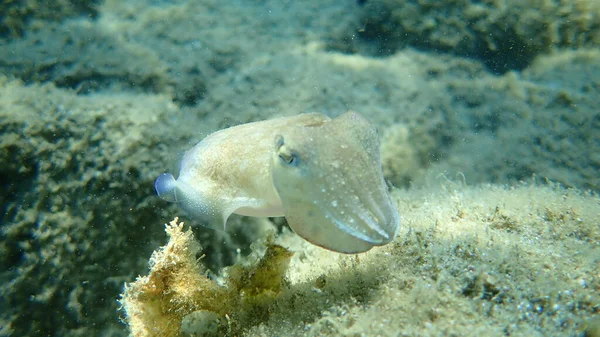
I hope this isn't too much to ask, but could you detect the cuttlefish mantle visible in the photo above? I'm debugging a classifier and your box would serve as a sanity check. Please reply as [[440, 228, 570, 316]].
[[155, 111, 400, 253]]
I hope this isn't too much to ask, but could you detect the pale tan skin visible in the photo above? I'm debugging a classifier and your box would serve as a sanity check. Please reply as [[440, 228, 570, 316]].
[[155, 111, 399, 253]]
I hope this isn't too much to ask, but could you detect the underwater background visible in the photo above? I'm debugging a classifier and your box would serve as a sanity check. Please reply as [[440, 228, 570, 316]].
[[0, 0, 598, 336]]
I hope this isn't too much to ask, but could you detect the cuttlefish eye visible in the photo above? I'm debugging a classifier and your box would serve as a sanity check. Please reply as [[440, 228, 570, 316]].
[[274, 135, 298, 166], [279, 151, 297, 166]]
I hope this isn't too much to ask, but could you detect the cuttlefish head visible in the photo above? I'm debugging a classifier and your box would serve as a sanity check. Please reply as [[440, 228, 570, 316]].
[[271, 111, 399, 253]]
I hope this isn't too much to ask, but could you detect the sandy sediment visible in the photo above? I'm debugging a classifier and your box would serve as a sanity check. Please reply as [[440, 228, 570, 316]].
[[120, 183, 599, 337]]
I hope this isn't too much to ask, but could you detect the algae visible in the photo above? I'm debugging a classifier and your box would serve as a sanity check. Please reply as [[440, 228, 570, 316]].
[[120, 183, 599, 337], [333, 0, 600, 73], [0, 0, 599, 336], [119, 218, 294, 337], [0, 0, 99, 38]]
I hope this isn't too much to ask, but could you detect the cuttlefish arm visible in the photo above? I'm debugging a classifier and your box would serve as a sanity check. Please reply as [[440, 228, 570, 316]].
[[272, 111, 400, 253]]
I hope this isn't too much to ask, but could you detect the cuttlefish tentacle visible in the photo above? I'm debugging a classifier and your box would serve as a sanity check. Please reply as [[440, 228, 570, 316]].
[[155, 111, 400, 253]]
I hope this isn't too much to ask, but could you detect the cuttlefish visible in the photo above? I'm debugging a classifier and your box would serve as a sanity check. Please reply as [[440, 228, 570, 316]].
[[155, 111, 399, 253]]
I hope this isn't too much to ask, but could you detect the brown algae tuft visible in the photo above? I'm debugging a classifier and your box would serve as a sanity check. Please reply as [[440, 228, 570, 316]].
[[119, 217, 294, 337]]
